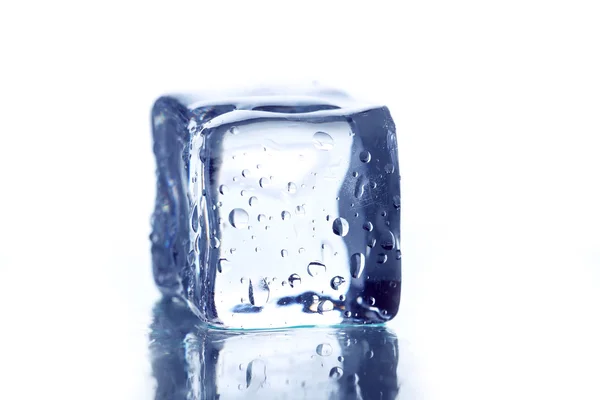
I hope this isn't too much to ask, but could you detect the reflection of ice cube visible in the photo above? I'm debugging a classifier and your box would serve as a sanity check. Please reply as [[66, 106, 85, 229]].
[[150, 299, 401, 400], [151, 89, 401, 329]]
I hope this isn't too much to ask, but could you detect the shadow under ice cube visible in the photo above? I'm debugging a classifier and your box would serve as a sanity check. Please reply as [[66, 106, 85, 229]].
[[151, 89, 401, 329]]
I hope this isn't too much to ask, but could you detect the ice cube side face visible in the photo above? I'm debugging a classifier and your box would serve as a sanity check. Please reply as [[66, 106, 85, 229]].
[[151, 95, 401, 329]]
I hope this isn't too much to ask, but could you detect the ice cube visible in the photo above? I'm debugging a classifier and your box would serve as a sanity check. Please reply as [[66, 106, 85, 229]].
[[150, 88, 401, 329]]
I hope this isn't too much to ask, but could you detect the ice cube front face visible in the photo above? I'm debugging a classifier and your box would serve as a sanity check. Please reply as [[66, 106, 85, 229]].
[[151, 91, 401, 329]]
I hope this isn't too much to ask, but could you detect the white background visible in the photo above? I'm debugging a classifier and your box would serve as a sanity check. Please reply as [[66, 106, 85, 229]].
[[1, 1, 599, 399]]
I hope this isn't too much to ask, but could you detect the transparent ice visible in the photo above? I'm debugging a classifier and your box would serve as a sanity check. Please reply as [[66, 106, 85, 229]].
[[151, 88, 401, 329], [150, 299, 400, 399]]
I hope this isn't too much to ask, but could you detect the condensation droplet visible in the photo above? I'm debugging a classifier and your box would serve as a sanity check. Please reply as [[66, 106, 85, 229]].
[[287, 182, 297, 193], [330, 276, 345, 290], [351, 253, 365, 278], [245, 359, 267, 389], [259, 177, 270, 188], [191, 204, 198, 232], [288, 273, 301, 288], [332, 217, 349, 237], [318, 300, 334, 313], [393, 194, 401, 209], [380, 230, 396, 250], [307, 261, 326, 277], [368, 237, 376, 248], [367, 297, 376, 306], [217, 258, 230, 273], [366, 349, 374, 358], [385, 163, 395, 174], [298, 247, 305, 254], [396, 250, 402, 260], [258, 214, 266, 223], [377, 253, 388, 264], [359, 150, 371, 163], [211, 237, 220, 249], [248, 279, 269, 307], [229, 208, 249, 229], [281, 211, 291, 221], [363, 221, 373, 231], [242, 169, 251, 177], [295, 205, 305, 215], [329, 367, 343, 379], [255, 247, 261, 253], [316, 343, 333, 356], [249, 196, 258, 206], [344, 311, 352, 318], [352, 171, 359, 178], [281, 249, 288, 257], [355, 177, 366, 199], [230, 126, 239, 135], [312, 131, 334, 150]]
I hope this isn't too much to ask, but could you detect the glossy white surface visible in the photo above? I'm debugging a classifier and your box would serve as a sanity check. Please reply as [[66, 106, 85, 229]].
[[1, 1, 600, 399]]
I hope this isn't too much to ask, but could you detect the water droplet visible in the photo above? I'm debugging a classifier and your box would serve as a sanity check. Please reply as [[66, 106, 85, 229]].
[[249, 196, 258, 206], [355, 178, 366, 198], [211, 237, 220, 249], [338, 356, 344, 362], [242, 169, 251, 177], [363, 221, 373, 231], [385, 163, 395, 173], [229, 208, 249, 229], [365, 349, 374, 359], [393, 194, 400, 209], [367, 297, 376, 306], [332, 217, 349, 237], [281, 211, 291, 220], [344, 311, 352, 318], [316, 343, 333, 356], [396, 250, 402, 260], [370, 181, 377, 189], [233, 176, 238, 182], [381, 210, 388, 217], [229, 248, 237, 255], [312, 131, 334, 150], [381, 231, 396, 250], [352, 171, 359, 178], [258, 214, 266, 223], [367, 237, 376, 248], [329, 367, 343, 379], [281, 249, 288, 257], [248, 278, 270, 306], [339, 294, 346, 301], [245, 359, 267, 389], [288, 273, 301, 288], [191, 205, 198, 232], [307, 261, 326, 277], [350, 253, 365, 278], [295, 205, 305, 215], [318, 300, 334, 313], [217, 258, 229, 273], [377, 253, 388, 264], [259, 177, 270, 188], [230, 126, 239, 135], [287, 182, 297, 193], [298, 247, 305, 254], [331, 276, 345, 290], [359, 150, 371, 163]]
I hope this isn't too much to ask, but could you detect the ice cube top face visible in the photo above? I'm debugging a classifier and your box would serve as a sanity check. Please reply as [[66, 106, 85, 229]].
[[151, 92, 401, 329]]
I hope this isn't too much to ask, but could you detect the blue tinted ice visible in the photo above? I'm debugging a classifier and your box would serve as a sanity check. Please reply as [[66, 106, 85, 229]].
[[151, 89, 401, 329]]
